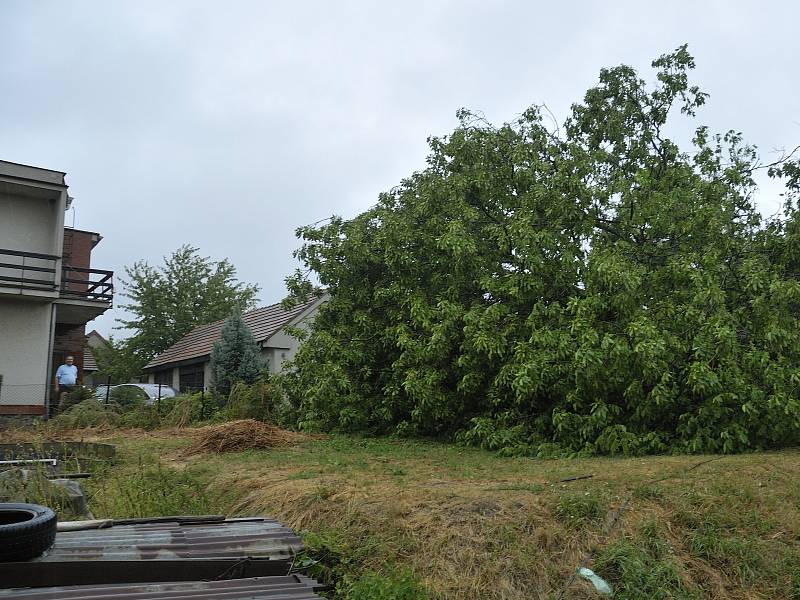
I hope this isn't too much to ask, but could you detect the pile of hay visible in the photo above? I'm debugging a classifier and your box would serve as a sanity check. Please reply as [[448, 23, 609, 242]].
[[184, 419, 308, 455]]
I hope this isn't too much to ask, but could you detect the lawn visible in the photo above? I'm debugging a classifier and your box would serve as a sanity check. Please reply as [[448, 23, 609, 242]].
[[6, 426, 800, 599]]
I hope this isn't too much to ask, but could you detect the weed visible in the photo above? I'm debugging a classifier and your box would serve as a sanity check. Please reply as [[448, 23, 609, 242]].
[[632, 483, 664, 500], [49, 399, 121, 429], [342, 570, 428, 599], [594, 538, 702, 599], [687, 522, 762, 583], [554, 492, 604, 528], [310, 485, 334, 502], [86, 461, 213, 518]]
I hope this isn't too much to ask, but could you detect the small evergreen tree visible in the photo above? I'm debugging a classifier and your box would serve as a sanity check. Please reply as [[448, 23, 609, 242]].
[[210, 311, 262, 399]]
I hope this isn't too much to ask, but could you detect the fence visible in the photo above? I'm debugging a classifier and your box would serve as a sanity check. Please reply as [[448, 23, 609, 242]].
[[0, 378, 213, 422], [0, 383, 49, 412], [94, 379, 211, 421]]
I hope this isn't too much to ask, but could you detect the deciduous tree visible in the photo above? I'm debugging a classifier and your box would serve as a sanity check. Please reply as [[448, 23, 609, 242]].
[[118, 245, 259, 368], [281, 46, 800, 455]]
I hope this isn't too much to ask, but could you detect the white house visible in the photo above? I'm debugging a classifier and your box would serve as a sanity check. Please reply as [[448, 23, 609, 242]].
[[0, 160, 113, 417], [142, 295, 326, 392]]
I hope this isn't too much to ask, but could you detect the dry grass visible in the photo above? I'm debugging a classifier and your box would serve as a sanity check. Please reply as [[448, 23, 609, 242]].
[[182, 419, 313, 455], [7, 424, 799, 599], [193, 442, 800, 599]]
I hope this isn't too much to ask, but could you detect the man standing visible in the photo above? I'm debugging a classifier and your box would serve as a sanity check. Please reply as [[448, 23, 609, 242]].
[[55, 355, 78, 411]]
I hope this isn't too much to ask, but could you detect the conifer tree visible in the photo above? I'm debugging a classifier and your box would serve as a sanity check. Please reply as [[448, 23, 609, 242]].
[[210, 311, 262, 398]]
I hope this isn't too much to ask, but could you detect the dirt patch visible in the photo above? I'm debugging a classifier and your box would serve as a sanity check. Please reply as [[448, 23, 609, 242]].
[[183, 419, 311, 455]]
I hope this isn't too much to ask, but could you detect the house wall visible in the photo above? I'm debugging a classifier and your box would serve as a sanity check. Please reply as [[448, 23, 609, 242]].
[[62, 229, 96, 296], [0, 192, 63, 298], [262, 303, 318, 373], [62, 229, 95, 269], [86, 333, 106, 350], [0, 300, 53, 407], [0, 193, 61, 256]]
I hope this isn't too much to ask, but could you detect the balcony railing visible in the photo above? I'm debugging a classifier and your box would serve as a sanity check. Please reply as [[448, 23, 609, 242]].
[[0, 248, 58, 293], [61, 265, 114, 303], [0, 248, 113, 303]]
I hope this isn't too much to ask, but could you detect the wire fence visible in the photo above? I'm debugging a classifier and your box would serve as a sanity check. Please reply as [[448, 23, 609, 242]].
[[0, 383, 48, 408], [0, 379, 213, 421]]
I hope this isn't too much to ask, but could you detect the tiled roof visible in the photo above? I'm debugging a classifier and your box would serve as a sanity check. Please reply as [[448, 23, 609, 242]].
[[83, 346, 98, 371], [143, 298, 320, 370]]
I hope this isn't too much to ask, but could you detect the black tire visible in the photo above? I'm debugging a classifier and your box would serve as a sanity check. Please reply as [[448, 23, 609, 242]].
[[0, 503, 57, 562]]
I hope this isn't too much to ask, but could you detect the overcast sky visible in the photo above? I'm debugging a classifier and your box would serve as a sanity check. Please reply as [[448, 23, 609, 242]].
[[2, 1, 798, 337]]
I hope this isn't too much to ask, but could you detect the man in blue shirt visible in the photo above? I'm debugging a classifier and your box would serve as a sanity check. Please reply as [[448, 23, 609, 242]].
[[55, 355, 78, 411]]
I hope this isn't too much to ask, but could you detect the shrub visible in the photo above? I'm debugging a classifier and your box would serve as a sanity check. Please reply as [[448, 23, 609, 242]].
[[226, 380, 277, 422], [58, 386, 97, 412], [163, 392, 220, 427], [50, 399, 121, 429]]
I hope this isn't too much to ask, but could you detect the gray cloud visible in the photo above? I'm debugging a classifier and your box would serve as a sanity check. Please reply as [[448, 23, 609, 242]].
[[1, 0, 797, 336]]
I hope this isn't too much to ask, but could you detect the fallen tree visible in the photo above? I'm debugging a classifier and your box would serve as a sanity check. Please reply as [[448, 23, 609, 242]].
[[281, 46, 800, 456]]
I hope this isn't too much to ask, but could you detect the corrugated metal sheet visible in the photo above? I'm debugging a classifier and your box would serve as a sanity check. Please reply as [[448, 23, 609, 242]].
[[143, 297, 321, 370], [35, 517, 303, 562], [0, 575, 324, 599]]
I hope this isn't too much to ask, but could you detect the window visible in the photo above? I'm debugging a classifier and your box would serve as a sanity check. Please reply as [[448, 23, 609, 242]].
[[154, 369, 172, 386], [179, 364, 204, 393]]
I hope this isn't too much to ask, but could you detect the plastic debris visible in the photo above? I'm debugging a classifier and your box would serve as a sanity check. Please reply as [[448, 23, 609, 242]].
[[577, 567, 613, 596]]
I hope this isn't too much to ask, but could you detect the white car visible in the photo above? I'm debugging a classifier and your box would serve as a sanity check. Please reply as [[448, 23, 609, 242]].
[[94, 383, 177, 405]]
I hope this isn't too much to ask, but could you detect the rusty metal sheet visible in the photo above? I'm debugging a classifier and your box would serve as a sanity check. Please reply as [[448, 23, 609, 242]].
[[36, 517, 304, 562], [0, 575, 324, 599], [0, 518, 307, 588]]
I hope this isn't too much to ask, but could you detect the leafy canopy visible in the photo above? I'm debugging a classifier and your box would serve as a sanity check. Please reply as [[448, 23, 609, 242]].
[[106, 245, 259, 379], [281, 46, 800, 456]]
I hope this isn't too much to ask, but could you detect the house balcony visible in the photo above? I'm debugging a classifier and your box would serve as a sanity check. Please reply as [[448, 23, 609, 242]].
[[0, 247, 113, 324]]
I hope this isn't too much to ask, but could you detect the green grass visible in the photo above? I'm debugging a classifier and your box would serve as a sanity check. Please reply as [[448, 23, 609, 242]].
[[85, 461, 215, 519], [554, 492, 606, 528], [14, 427, 800, 599]]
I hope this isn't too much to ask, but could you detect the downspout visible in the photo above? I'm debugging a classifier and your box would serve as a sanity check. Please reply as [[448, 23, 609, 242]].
[[44, 303, 57, 419]]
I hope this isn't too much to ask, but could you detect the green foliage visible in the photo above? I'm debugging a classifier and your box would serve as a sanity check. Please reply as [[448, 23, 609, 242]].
[[50, 399, 121, 429], [108, 386, 149, 407], [59, 386, 98, 412], [88, 462, 212, 518], [342, 571, 428, 600], [293, 531, 428, 600], [118, 245, 259, 367], [0, 466, 90, 519], [595, 538, 702, 599], [162, 392, 221, 427], [113, 393, 219, 429], [226, 379, 276, 421], [554, 493, 605, 528], [210, 311, 263, 398], [280, 45, 800, 455], [91, 336, 140, 384]]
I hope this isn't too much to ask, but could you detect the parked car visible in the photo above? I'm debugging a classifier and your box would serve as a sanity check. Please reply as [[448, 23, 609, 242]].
[[94, 383, 177, 406]]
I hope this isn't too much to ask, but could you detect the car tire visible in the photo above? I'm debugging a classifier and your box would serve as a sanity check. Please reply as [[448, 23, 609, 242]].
[[0, 503, 57, 562]]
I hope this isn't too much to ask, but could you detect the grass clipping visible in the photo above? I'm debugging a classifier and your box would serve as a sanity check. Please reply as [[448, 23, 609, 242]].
[[184, 419, 308, 455]]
